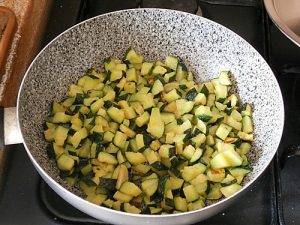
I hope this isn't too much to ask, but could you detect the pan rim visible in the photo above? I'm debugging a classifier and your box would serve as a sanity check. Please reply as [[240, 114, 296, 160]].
[[16, 8, 285, 218], [264, 0, 300, 47]]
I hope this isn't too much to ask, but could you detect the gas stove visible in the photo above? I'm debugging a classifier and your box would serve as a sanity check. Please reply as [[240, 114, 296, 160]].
[[0, 0, 299, 224]]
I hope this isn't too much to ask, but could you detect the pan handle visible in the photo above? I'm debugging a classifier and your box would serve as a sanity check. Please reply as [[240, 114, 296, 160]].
[[0, 106, 23, 150]]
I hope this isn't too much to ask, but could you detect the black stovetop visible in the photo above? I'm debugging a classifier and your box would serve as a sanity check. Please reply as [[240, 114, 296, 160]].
[[0, 1, 300, 225]]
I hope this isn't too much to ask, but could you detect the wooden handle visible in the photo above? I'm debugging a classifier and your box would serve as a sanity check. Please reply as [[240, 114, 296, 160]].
[[0, 0, 53, 108], [0, 6, 17, 83]]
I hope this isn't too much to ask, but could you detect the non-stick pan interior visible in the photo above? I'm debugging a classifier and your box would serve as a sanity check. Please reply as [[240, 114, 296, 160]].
[[18, 9, 284, 199]]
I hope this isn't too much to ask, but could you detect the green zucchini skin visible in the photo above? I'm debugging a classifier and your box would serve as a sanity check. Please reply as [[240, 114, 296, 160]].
[[44, 49, 254, 214]]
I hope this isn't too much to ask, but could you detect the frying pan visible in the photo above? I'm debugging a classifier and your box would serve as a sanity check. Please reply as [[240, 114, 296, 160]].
[[264, 0, 300, 47], [1, 9, 284, 225]]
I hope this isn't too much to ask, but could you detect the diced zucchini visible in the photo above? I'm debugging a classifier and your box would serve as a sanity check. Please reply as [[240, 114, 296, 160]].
[[164, 71, 176, 82], [115, 63, 127, 72], [116, 164, 128, 189], [103, 131, 114, 142], [190, 174, 207, 195], [206, 135, 215, 146], [201, 145, 214, 165], [135, 112, 150, 127], [207, 183, 222, 200], [191, 133, 206, 148], [220, 183, 242, 197], [241, 104, 252, 117], [125, 49, 143, 64], [70, 128, 88, 148], [86, 193, 107, 205], [165, 56, 179, 70], [161, 112, 176, 124], [126, 68, 137, 81], [181, 163, 206, 182], [124, 203, 141, 214], [163, 89, 180, 103], [107, 107, 125, 123], [206, 94, 216, 107], [194, 93, 207, 105], [215, 101, 227, 111], [183, 185, 199, 202], [182, 145, 195, 160], [150, 140, 161, 151], [218, 70, 231, 85], [132, 93, 155, 109], [174, 197, 187, 212], [132, 164, 151, 174], [207, 168, 225, 182], [112, 165, 121, 179], [52, 112, 71, 123], [106, 142, 120, 154], [103, 199, 114, 208], [153, 65, 167, 75], [225, 116, 242, 131], [52, 102, 65, 114], [216, 123, 232, 140], [238, 131, 254, 141], [228, 94, 238, 107], [152, 79, 164, 95], [195, 106, 212, 121], [179, 120, 192, 133], [231, 110, 242, 122], [81, 163, 93, 176], [117, 151, 126, 164], [113, 191, 132, 203], [175, 65, 187, 81], [221, 174, 236, 185], [159, 145, 175, 158], [68, 84, 83, 97], [213, 80, 228, 100], [142, 176, 158, 196], [229, 168, 250, 184], [124, 82, 136, 93], [242, 116, 253, 133], [210, 148, 242, 169], [141, 62, 153, 75], [54, 126, 69, 146], [166, 177, 184, 190], [119, 124, 135, 138], [52, 144, 65, 158], [125, 152, 147, 165], [239, 142, 252, 155], [113, 131, 127, 149], [149, 207, 162, 214], [98, 152, 118, 165], [216, 142, 235, 153], [147, 108, 164, 138], [143, 148, 160, 164], [195, 119, 207, 134], [44, 49, 254, 213], [135, 134, 145, 150], [57, 154, 75, 171], [175, 99, 194, 116], [190, 148, 203, 163], [188, 199, 205, 211], [90, 98, 104, 113], [119, 181, 142, 197], [163, 101, 176, 114], [76, 138, 90, 158]]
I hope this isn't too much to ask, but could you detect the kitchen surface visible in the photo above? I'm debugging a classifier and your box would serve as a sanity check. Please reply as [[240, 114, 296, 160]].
[[0, 0, 300, 224]]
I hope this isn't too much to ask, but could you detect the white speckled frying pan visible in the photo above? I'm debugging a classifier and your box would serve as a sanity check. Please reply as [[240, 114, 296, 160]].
[[3, 8, 284, 225]]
